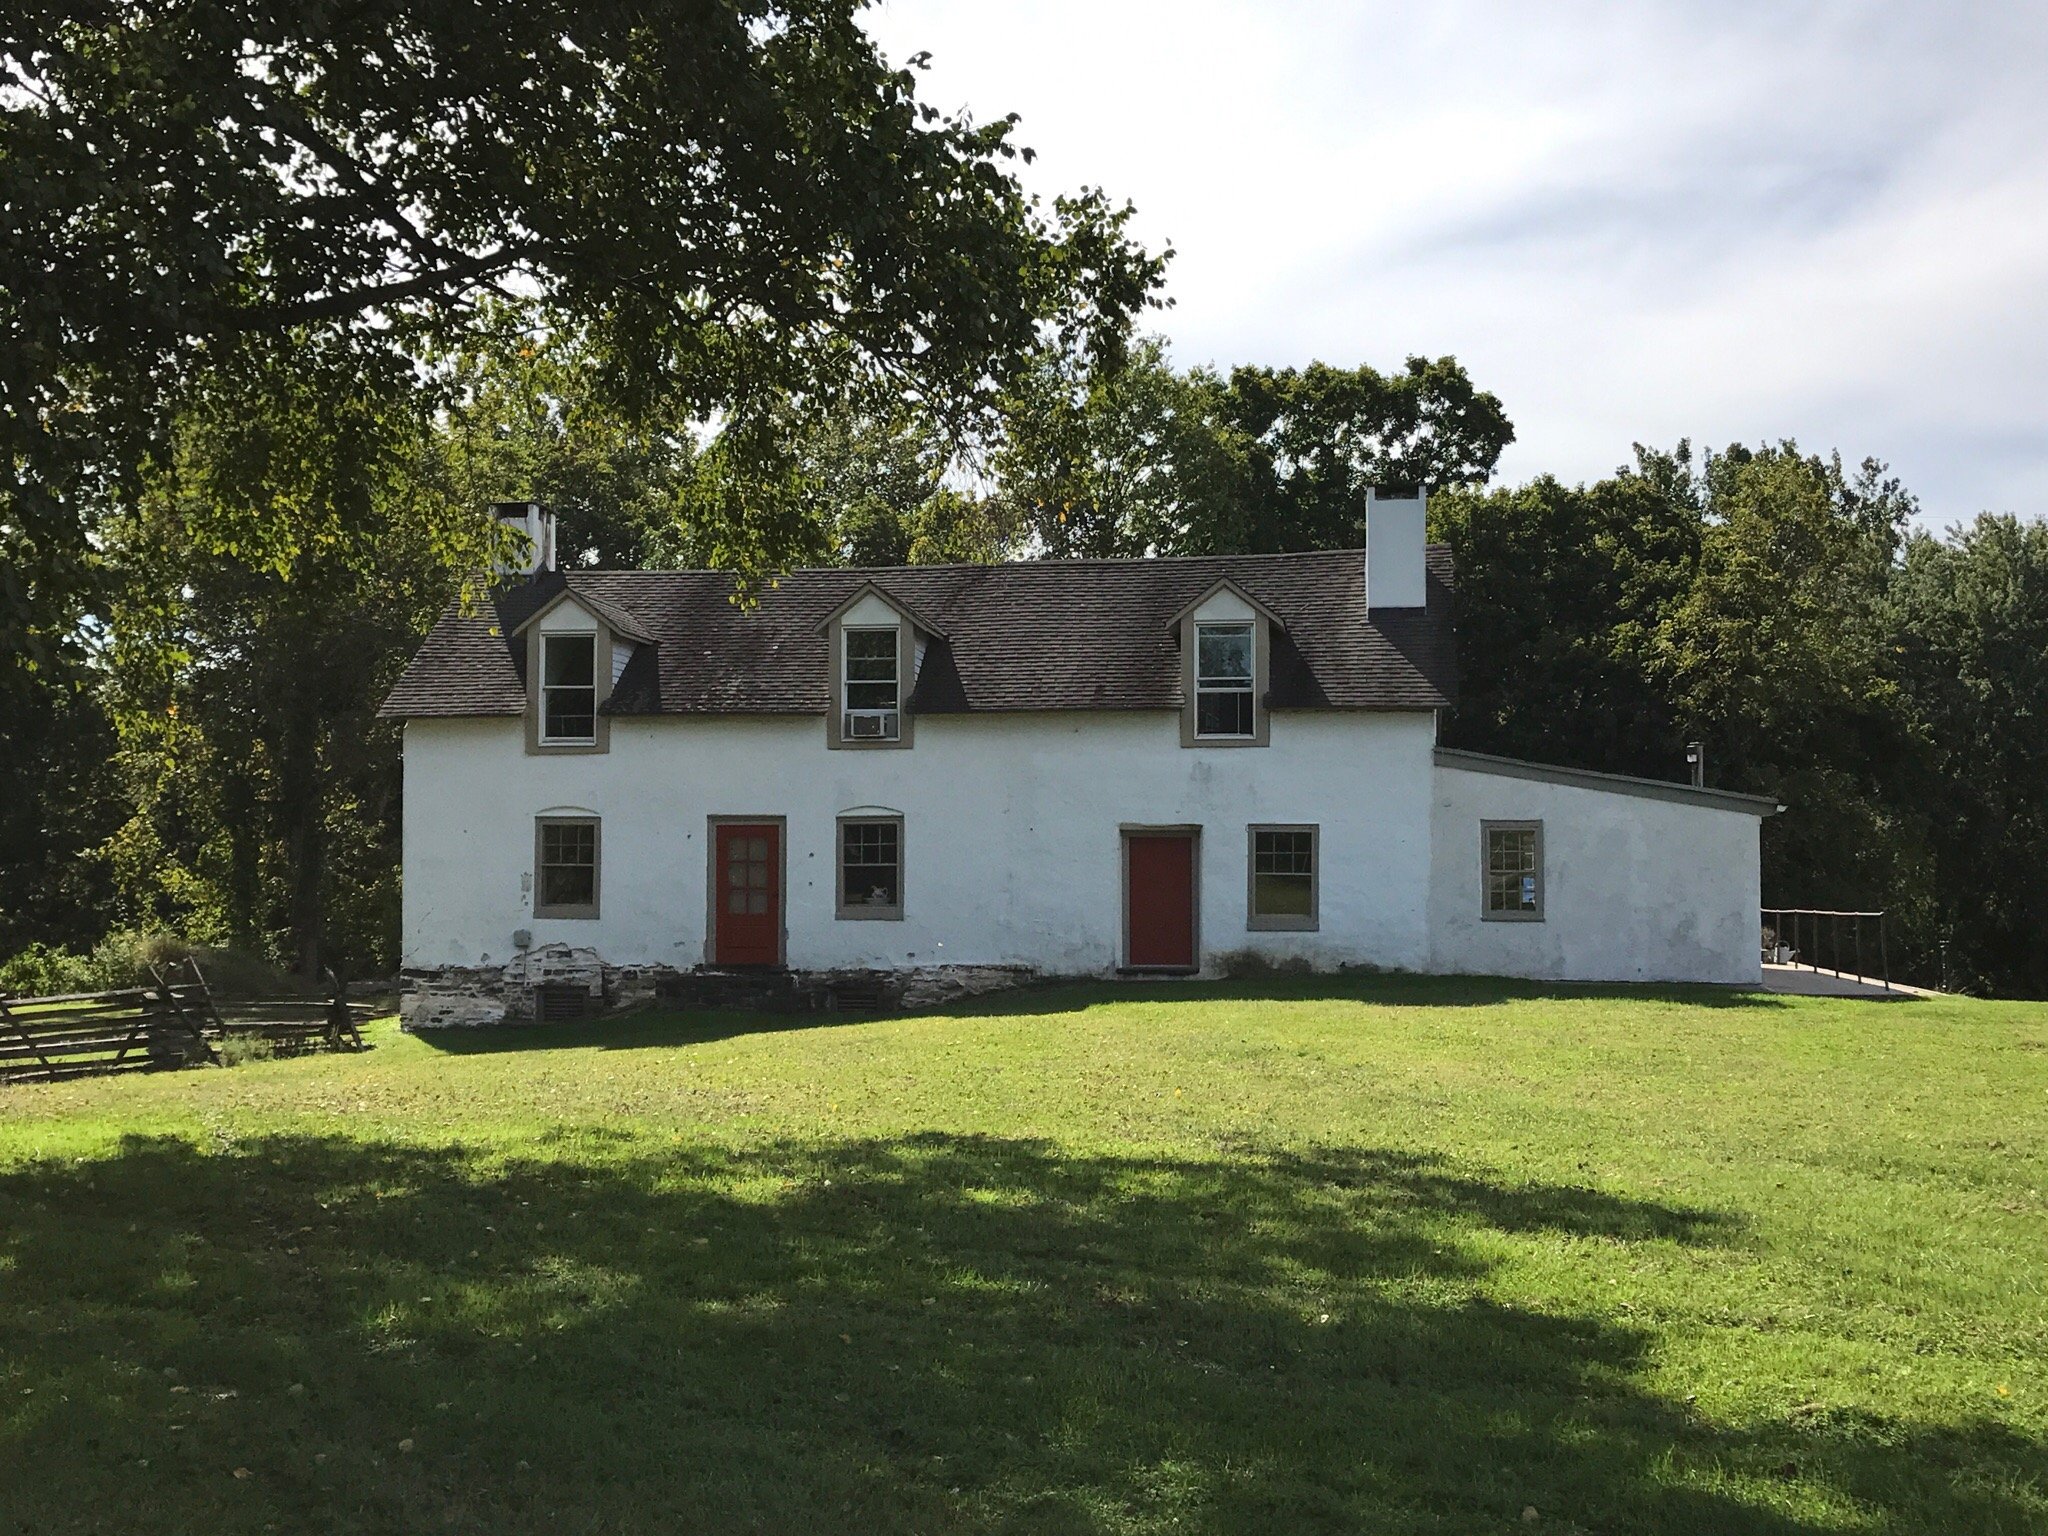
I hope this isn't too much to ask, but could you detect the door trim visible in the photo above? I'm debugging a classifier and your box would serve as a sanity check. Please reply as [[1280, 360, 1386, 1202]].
[[1119, 824, 1201, 973], [705, 815, 788, 967]]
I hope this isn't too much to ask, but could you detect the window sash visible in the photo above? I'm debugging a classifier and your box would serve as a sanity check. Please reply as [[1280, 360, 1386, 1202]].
[[540, 634, 598, 743], [1484, 825, 1542, 916], [842, 626, 900, 739], [1250, 827, 1316, 923], [838, 817, 903, 915], [537, 820, 598, 912], [1194, 622, 1255, 739]]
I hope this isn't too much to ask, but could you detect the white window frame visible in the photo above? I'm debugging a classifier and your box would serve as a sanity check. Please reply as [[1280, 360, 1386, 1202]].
[[842, 625, 901, 743], [539, 631, 599, 746], [1194, 621, 1256, 740]]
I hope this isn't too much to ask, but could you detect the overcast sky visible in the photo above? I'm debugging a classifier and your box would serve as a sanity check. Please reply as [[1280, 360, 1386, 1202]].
[[867, 1, 2048, 526]]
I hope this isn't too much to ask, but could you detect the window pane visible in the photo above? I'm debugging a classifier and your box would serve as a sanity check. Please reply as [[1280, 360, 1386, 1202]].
[[845, 681, 898, 711], [1254, 830, 1312, 874], [1485, 829, 1539, 912], [1254, 872, 1313, 917], [1196, 689, 1254, 737], [1196, 624, 1253, 684], [846, 629, 898, 679], [539, 822, 596, 909], [543, 686, 596, 740], [543, 634, 595, 686], [841, 820, 902, 909]]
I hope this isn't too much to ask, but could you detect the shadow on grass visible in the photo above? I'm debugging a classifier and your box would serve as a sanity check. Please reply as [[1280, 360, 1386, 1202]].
[[4, 1133, 2032, 1534], [413, 972, 1795, 1058]]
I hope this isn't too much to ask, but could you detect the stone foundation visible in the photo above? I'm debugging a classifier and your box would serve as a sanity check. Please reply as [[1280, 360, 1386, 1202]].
[[400, 944, 1037, 1030]]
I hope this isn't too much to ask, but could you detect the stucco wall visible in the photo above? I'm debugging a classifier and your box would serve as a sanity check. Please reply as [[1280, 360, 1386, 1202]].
[[401, 709, 1439, 978], [1427, 763, 1763, 984]]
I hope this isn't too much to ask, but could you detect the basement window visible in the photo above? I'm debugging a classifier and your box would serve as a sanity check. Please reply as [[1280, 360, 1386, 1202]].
[[837, 816, 904, 920], [1195, 623, 1255, 739], [1482, 820, 1543, 921], [535, 817, 600, 919], [540, 633, 598, 744], [1248, 825, 1318, 930]]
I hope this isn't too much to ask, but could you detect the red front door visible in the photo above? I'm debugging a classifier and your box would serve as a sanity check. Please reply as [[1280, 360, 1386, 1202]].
[[714, 822, 781, 966], [1126, 833, 1196, 969]]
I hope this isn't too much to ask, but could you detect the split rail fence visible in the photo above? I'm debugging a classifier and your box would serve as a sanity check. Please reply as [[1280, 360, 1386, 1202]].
[[0, 958, 373, 1084]]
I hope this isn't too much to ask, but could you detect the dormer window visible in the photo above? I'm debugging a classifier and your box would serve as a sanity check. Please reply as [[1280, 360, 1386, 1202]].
[[540, 633, 598, 744], [842, 627, 901, 742], [1195, 623, 1255, 739]]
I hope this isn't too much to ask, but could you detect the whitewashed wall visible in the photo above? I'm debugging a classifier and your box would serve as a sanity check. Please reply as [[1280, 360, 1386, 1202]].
[[1427, 763, 1764, 984], [402, 709, 1439, 977]]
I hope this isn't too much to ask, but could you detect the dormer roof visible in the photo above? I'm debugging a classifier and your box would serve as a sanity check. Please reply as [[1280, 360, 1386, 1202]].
[[812, 580, 950, 640], [508, 578, 655, 645]]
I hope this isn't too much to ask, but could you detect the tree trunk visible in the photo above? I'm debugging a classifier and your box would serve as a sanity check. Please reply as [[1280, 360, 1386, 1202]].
[[277, 715, 326, 978]]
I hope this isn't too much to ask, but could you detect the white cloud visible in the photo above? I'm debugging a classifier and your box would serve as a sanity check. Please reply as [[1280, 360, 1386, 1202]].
[[867, 0, 2048, 522]]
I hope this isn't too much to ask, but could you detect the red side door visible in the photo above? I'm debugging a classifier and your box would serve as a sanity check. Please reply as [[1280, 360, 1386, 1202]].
[[714, 823, 781, 966], [1126, 833, 1197, 969]]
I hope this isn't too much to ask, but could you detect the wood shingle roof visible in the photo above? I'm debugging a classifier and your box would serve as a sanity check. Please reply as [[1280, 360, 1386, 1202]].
[[378, 547, 1457, 720]]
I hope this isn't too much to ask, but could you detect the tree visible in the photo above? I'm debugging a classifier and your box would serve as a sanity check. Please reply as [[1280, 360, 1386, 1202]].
[[437, 318, 703, 571], [989, 343, 1511, 558], [101, 334, 490, 976], [990, 338, 1250, 558], [1430, 456, 1699, 777], [3, 0, 1166, 643], [1886, 515, 2048, 994], [1213, 357, 1515, 551]]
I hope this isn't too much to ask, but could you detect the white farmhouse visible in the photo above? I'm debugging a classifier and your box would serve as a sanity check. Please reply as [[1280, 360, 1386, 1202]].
[[381, 493, 1777, 1025]]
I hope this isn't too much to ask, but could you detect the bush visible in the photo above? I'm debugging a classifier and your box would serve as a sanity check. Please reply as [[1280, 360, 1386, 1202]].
[[216, 1034, 276, 1067], [0, 942, 100, 998], [0, 931, 310, 1001]]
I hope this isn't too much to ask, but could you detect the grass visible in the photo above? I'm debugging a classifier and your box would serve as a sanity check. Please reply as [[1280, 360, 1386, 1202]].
[[1, 973, 2044, 1534]]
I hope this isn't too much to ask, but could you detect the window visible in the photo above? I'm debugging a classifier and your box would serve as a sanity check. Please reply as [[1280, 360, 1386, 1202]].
[[842, 627, 900, 742], [1483, 820, 1543, 920], [1249, 825, 1318, 930], [837, 816, 904, 919], [1195, 622, 1255, 739], [535, 817, 600, 919], [540, 633, 597, 744]]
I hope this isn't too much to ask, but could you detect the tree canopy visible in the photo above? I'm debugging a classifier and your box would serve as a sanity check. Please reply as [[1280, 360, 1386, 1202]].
[[3, 0, 1167, 648]]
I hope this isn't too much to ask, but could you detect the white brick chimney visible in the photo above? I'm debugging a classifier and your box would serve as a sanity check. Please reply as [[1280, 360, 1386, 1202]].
[[491, 501, 557, 578], [1365, 485, 1427, 609]]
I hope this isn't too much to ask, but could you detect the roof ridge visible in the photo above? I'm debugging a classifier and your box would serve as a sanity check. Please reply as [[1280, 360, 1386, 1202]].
[[542, 548, 1388, 580]]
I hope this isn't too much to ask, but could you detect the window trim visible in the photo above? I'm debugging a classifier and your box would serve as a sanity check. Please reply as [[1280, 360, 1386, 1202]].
[[1179, 614, 1271, 748], [1480, 819, 1545, 922], [524, 617, 613, 756], [835, 813, 906, 921], [1246, 823, 1319, 931], [533, 815, 601, 920], [825, 614, 915, 750]]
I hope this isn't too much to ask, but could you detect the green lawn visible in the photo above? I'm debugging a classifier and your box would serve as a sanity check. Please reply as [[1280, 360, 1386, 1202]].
[[2, 976, 2043, 1535]]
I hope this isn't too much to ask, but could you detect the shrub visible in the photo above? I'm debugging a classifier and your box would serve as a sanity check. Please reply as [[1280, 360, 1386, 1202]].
[[0, 943, 99, 998], [216, 1034, 276, 1067]]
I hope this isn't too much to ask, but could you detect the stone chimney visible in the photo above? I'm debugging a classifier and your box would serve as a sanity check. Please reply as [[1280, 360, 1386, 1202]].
[[491, 501, 556, 578], [1365, 485, 1427, 609]]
